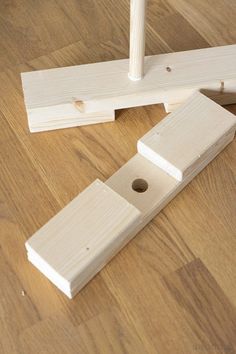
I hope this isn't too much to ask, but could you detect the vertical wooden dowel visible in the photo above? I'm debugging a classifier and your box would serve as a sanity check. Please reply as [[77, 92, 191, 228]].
[[129, 0, 147, 81]]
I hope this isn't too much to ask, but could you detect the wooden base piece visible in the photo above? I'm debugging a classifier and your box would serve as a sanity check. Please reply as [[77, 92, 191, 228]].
[[25, 93, 236, 298], [26, 180, 141, 298]]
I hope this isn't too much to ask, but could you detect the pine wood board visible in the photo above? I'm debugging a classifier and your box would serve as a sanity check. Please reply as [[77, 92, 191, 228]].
[[138, 92, 236, 180], [21, 44, 236, 122], [26, 180, 141, 298]]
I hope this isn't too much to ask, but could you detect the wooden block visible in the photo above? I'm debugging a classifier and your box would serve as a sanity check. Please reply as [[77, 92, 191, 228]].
[[26, 93, 236, 298], [25, 103, 115, 132], [22, 44, 236, 119], [26, 180, 141, 298], [138, 92, 236, 181], [106, 122, 235, 225], [21, 73, 114, 133]]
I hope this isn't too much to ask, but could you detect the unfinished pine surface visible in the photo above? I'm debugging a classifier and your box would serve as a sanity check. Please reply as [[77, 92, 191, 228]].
[[22, 44, 236, 119], [1, 0, 236, 353], [26, 180, 141, 298], [27, 92, 236, 298], [138, 92, 236, 180]]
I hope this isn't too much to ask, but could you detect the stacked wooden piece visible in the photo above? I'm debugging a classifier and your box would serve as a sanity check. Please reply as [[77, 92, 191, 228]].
[[26, 92, 236, 298], [21, 44, 236, 132]]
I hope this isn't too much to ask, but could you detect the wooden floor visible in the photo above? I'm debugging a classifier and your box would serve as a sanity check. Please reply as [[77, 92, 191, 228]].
[[0, 0, 236, 353]]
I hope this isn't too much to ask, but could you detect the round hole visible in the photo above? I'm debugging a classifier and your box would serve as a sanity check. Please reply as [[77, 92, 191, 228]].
[[166, 66, 171, 72], [132, 178, 148, 193]]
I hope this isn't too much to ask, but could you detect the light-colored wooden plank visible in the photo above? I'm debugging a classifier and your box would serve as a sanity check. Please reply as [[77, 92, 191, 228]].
[[27, 108, 115, 133], [26, 179, 141, 298], [26, 93, 236, 298], [138, 92, 236, 180], [22, 44, 236, 117]]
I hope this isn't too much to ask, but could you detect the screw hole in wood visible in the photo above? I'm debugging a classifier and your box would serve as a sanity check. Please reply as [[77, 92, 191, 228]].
[[132, 178, 148, 193]]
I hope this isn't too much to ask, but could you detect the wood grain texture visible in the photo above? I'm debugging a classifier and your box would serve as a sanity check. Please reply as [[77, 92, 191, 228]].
[[27, 92, 236, 298], [26, 180, 141, 298], [28, 109, 115, 133], [138, 92, 236, 180], [0, 0, 236, 353], [21, 44, 236, 117]]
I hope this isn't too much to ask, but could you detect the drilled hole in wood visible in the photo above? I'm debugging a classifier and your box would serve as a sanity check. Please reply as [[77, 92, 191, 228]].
[[132, 178, 148, 193], [166, 66, 171, 72]]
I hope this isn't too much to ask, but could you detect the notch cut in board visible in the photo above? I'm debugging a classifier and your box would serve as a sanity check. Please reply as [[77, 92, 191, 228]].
[[21, 44, 236, 133], [26, 92, 236, 298]]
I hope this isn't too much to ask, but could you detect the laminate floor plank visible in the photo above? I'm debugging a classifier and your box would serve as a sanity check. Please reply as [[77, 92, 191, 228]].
[[162, 172, 236, 307], [167, 0, 236, 46], [162, 259, 236, 354]]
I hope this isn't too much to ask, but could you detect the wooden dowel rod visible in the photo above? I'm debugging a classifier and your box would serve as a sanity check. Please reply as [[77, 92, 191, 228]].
[[129, 0, 147, 81]]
